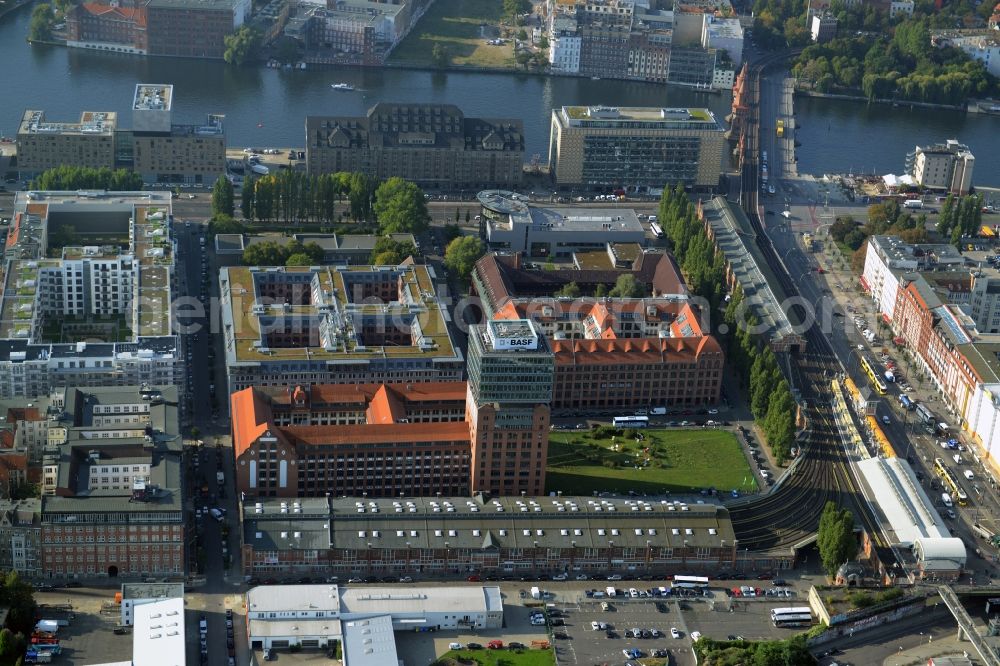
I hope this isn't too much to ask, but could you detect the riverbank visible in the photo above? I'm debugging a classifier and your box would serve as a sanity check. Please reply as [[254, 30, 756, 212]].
[[0, 0, 31, 20], [793, 88, 966, 112]]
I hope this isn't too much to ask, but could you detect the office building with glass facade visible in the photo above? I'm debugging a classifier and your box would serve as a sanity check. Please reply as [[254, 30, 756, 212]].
[[548, 106, 725, 190]]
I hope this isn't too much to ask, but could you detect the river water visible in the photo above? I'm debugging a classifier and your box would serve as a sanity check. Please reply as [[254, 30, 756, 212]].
[[1, 4, 997, 185]]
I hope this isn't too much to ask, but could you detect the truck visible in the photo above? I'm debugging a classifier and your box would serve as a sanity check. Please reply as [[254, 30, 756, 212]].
[[649, 407, 667, 415], [605, 586, 617, 598], [884, 370, 895, 383], [941, 493, 953, 507], [251, 164, 270, 176], [209, 508, 225, 522], [530, 586, 541, 600], [803, 233, 815, 252], [899, 394, 914, 410], [216, 471, 224, 486], [903, 199, 923, 209], [34, 621, 60, 634]]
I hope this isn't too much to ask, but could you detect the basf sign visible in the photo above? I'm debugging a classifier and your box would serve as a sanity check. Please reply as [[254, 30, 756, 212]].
[[494, 336, 538, 350]]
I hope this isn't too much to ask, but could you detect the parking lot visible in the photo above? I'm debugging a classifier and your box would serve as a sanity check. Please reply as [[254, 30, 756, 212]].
[[34, 590, 135, 665], [517, 582, 809, 666]]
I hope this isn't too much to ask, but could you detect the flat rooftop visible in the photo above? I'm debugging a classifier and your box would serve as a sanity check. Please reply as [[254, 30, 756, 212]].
[[220, 264, 458, 364], [18, 110, 117, 136], [133, 84, 172, 111], [557, 106, 721, 128], [701, 197, 796, 344]]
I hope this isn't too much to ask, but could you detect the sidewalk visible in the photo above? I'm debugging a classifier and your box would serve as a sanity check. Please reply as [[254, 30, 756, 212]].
[[882, 638, 975, 666]]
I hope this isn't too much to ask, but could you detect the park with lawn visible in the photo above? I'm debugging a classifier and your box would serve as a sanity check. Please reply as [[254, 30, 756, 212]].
[[390, 0, 514, 68], [545, 426, 757, 496]]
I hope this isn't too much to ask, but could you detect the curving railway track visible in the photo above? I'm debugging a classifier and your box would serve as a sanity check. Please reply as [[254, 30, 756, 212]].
[[725, 52, 895, 559]]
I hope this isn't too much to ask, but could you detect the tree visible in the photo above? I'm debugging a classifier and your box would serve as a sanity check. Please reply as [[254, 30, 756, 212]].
[[515, 50, 533, 69], [48, 224, 79, 251], [0, 572, 37, 635], [32, 166, 141, 191], [503, 0, 531, 19], [208, 214, 245, 238], [818, 501, 857, 576], [608, 274, 648, 298], [538, 35, 549, 49], [370, 236, 417, 265], [286, 253, 314, 267], [595, 283, 608, 297], [443, 236, 485, 281], [190, 427, 200, 440], [554, 282, 581, 298], [431, 43, 451, 67], [211, 175, 235, 218], [223, 26, 260, 66], [373, 177, 430, 234], [517, 28, 528, 41], [442, 224, 463, 244], [28, 4, 54, 41]]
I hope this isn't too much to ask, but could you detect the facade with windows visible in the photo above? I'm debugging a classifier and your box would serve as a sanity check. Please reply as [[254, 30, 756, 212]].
[[0, 191, 182, 402], [16, 110, 118, 178], [466, 320, 554, 497], [549, 106, 725, 189], [38, 385, 184, 578], [0, 499, 41, 577]]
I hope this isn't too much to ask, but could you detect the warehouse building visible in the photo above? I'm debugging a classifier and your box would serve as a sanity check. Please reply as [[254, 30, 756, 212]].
[[240, 495, 737, 578], [246, 583, 503, 655]]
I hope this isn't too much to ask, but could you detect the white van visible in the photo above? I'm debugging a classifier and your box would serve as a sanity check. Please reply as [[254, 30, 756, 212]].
[[941, 493, 953, 507], [964, 470, 975, 480]]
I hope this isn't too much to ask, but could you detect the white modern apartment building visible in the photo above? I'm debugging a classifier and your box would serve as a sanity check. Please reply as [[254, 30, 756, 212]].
[[701, 15, 743, 67], [907, 139, 976, 194], [0, 191, 182, 401]]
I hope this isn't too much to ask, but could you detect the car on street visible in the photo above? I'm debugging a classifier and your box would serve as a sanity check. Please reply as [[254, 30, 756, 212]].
[[448, 643, 462, 650], [466, 643, 483, 650], [670, 627, 681, 639]]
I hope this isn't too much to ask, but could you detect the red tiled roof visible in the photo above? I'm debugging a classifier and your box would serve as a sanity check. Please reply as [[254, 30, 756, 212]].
[[231, 388, 274, 458], [80, 2, 147, 27], [282, 421, 470, 447], [551, 335, 722, 365]]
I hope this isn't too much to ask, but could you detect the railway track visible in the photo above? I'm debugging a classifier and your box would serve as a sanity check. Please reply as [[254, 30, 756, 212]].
[[726, 52, 894, 559]]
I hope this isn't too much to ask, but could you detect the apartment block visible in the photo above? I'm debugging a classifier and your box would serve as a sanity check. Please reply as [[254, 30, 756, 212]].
[[473, 252, 723, 411], [305, 103, 524, 188], [17, 85, 225, 185], [0, 499, 41, 577], [549, 106, 725, 190], [701, 15, 743, 67], [907, 139, 976, 195], [240, 495, 738, 578], [218, 263, 464, 395], [39, 385, 184, 578], [0, 191, 182, 402], [231, 382, 472, 498], [861, 235, 963, 320], [126, 84, 226, 185], [16, 110, 117, 178]]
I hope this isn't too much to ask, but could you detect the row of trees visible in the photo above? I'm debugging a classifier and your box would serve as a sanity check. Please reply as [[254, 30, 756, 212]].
[[936, 193, 985, 244], [212, 176, 236, 218], [242, 239, 325, 267], [655, 186, 797, 464], [223, 26, 261, 66], [829, 198, 931, 271], [31, 166, 143, 191], [240, 171, 432, 237], [553, 275, 650, 299], [240, 170, 373, 225]]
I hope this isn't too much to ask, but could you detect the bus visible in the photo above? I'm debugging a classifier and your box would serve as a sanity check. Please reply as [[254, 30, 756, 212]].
[[672, 575, 709, 589], [613, 416, 649, 429], [916, 403, 935, 425], [770, 607, 812, 627], [762, 150, 768, 164], [803, 233, 814, 252], [934, 457, 969, 506], [776, 119, 785, 138], [650, 222, 664, 238], [859, 353, 888, 395]]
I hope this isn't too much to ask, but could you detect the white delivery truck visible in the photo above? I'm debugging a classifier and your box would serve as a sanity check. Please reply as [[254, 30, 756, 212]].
[[605, 586, 617, 597], [530, 586, 541, 600]]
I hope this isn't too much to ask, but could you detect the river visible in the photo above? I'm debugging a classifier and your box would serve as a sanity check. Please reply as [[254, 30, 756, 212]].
[[1, 4, 997, 186]]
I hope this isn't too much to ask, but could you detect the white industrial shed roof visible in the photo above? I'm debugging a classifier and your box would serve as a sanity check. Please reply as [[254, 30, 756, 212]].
[[913, 537, 967, 572], [857, 457, 950, 546]]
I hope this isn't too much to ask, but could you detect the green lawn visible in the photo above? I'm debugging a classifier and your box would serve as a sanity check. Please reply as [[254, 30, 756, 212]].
[[545, 428, 758, 496], [435, 648, 554, 666], [390, 0, 514, 68]]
